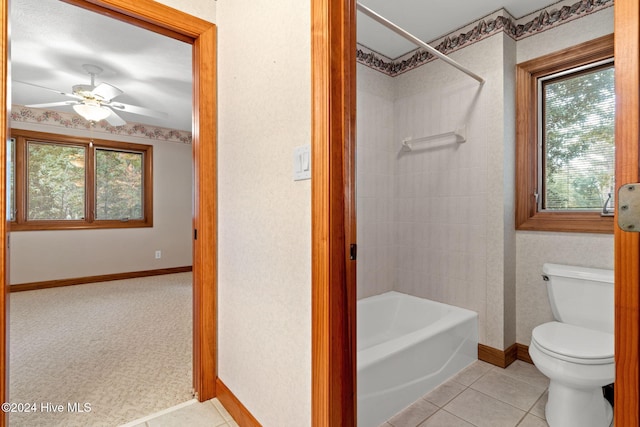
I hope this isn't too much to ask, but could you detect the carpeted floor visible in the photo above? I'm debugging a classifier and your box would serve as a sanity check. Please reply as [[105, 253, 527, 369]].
[[8, 272, 193, 427]]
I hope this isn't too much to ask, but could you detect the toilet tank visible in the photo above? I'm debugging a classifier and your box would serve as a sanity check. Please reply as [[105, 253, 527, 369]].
[[542, 263, 614, 334]]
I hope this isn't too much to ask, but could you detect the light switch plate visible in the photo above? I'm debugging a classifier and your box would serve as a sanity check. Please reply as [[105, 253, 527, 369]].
[[293, 145, 311, 181]]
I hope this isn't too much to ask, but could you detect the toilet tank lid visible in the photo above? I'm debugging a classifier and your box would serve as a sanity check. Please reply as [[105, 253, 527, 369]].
[[542, 263, 613, 284], [532, 322, 614, 360]]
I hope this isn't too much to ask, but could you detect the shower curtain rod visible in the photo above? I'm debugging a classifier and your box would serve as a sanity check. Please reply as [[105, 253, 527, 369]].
[[356, 2, 485, 84]]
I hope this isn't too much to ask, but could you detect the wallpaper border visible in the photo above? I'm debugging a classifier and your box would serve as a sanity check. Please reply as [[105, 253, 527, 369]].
[[11, 105, 192, 144], [357, 0, 613, 76]]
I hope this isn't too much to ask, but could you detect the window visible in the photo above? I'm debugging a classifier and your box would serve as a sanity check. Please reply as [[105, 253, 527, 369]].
[[515, 34, 614, 233], [540, 62, 614, 212], [10, 130, 153, 230]]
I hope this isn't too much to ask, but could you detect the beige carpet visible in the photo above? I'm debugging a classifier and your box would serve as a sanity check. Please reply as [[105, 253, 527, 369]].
[[9, 272, 193, 427]]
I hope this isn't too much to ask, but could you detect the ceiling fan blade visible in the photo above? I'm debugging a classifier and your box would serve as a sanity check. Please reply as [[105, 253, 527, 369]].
[[92, 82, 123, 101], [14, 80, 83, 101], [108, 102, 169, 120], [26, 101, 79, 109], [104, 108, 127, 127]]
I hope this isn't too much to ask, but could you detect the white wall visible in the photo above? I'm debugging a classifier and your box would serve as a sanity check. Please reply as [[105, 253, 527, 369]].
[[9, 122, 193, 284], [153, 0, 216, 23], [216, 0, 311, 426], [515, 8, 614, 345]]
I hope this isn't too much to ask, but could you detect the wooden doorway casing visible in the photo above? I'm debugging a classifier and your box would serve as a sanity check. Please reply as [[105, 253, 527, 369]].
[[0, 1, 217, 424], [311, 0, 640, 425], [311, 0, 357, 425], [614, 0, 640, 425]]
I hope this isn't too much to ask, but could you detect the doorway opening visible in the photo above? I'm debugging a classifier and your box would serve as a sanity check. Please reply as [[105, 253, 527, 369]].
[[0, 1, 217, 424]]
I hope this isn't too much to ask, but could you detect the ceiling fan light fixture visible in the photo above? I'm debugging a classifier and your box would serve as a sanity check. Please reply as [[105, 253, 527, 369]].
[[73, 103, 111, 122]]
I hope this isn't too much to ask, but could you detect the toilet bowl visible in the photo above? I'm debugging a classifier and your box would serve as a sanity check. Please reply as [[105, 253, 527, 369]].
[[530, 322, 613, 427], [529, 264, 614, 427]]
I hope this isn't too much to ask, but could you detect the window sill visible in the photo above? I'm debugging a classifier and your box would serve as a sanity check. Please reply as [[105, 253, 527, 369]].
[[10, 220, 153, 232], [516, 212, 613, 234]]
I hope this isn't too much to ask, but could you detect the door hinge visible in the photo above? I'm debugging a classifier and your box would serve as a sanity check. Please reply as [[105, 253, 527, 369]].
[[349, 243, 357, 261], [194, 229, 198, 240], [618, 183, 640, 232]]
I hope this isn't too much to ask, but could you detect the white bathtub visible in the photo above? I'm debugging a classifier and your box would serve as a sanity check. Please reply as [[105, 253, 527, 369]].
[[357, 291, 478, 427]]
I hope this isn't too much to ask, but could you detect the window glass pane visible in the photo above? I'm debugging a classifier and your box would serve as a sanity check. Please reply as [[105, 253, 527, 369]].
[[542, 64, 615, 211], [27, 142, 85, 220], [7, 138, 14, 221], [95, 149, 143, 220]]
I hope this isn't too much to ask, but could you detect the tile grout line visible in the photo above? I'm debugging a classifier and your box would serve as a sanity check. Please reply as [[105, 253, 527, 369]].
[[465, 385, 545, 415], [467, 370, 549, 412], [388, 361, 551, 427], [443, 365, 549, 426]]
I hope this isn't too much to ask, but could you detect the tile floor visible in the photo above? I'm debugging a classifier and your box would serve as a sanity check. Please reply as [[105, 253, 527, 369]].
[[121, 360, 551, 427], [381, 360, 550, 427], [121, 398, 239, 427]]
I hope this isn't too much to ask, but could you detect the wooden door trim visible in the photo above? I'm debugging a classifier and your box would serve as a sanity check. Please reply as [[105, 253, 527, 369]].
[[614, 0, 640, 424], [0, 2, 217, 425], [312, 1, 640, 427], [311, 0, 357, 425]]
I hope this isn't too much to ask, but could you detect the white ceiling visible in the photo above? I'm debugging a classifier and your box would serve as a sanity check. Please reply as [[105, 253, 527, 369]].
[[11, 0, 558, 130], [357, 0, 556, 59], [11, 0, 193, 131]]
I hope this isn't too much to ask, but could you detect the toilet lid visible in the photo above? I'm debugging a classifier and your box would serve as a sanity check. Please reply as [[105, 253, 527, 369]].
[[532, 322, 614, 362]]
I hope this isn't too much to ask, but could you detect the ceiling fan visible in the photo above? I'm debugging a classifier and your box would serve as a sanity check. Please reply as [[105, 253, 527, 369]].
[[16, 64, 169, 126]]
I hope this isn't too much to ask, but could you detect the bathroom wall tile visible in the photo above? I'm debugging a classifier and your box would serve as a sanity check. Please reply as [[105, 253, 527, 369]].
[[444, 388, 526, 427], [395, 268, 412, 295], [468, 196, 487, 227], [422, 380, 466, 408], [467, 252, 487, 283], [359, 37, 507, 345], [408, 269, 424, 298], [356, 67, 395, 300], [418, 410, 474, 427], [446, 169, 462, 196], [447, 254, 464, 282], [468, 225, 487, 249], [449, 197, 466, 225], [470, 370, 545, 411], [357, 63, 395, 99], [388, 399, 438, 427]]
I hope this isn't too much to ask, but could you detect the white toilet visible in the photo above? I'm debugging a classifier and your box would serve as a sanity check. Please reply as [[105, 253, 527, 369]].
[[529, 263, 614, 427]]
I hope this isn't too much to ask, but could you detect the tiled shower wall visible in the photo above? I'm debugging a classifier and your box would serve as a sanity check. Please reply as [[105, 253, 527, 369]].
[[392, 78, 489, 320], [356, 3, 613, 350], [356, 66, 396, 300], [357, 33, 513, 347]]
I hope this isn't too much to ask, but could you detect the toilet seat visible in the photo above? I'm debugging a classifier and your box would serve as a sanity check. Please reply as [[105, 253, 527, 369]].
[[531, 322, 613, 365]]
